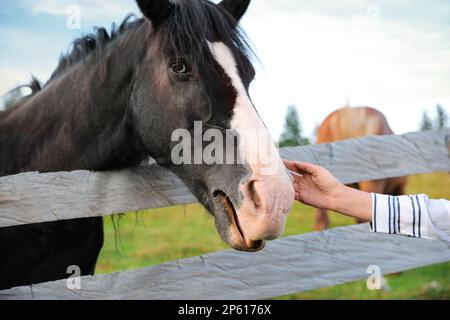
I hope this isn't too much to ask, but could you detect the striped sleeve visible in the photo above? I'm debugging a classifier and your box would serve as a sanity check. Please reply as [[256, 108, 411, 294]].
[[370, 194, 450, 242]]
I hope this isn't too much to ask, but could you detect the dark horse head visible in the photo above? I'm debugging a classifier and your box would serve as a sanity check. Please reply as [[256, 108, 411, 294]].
[[130, 0, 295, 251], [0, 0, 294, 257]]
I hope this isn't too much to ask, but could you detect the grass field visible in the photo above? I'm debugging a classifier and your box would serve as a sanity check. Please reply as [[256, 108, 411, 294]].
[[96, 173, 450, 300]]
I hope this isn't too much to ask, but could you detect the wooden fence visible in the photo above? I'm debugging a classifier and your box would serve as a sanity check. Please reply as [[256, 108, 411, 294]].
[[0, 130, 449, 300]]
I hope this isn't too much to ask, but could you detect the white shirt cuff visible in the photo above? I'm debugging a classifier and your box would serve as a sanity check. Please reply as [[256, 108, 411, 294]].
[[370, 193, 429, 238]]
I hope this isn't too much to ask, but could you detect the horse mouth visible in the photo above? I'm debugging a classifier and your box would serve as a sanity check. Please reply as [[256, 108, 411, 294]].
[[215, 192, 266, 252]]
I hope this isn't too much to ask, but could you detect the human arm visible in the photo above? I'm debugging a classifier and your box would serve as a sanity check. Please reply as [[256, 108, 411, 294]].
[[283, 160, 450, 241]]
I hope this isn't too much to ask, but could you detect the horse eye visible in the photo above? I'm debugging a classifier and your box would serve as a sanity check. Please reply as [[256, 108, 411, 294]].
[[171, 61, 190, 75]]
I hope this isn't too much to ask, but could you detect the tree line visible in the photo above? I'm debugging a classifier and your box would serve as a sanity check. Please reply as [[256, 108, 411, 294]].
[[420, 105, 449, 131]]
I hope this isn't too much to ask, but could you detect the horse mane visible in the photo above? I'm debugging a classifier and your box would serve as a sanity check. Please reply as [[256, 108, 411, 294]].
[[2, 15, 143, 111], [49, 15, 144, 83], [4, 0, 255, 110]]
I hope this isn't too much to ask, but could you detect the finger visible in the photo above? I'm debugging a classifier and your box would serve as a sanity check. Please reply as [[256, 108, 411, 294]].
[[291, 171, 304, 179], [283, 159, 309, 177], [284, 160, 303, 181], [293, 162, 320, 175], [282, 159, 296, 171]]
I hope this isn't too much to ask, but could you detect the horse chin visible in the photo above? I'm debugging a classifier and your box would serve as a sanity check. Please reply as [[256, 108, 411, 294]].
[[213, 192, 266, 252]]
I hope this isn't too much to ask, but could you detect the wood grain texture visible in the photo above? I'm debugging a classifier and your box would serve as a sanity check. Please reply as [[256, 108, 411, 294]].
[[0, 130, 449, 228], [1, 224, 449, 300]]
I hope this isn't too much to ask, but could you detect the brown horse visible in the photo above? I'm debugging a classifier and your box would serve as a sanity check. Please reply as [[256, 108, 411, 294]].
[[315, 107, 407, 231]]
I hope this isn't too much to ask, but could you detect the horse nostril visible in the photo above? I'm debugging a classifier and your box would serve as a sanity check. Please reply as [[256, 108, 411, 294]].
[[248, 180, 262, 210]]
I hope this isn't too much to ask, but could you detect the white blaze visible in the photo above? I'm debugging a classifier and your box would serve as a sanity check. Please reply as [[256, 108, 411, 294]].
[[208, 42, 282, 176]]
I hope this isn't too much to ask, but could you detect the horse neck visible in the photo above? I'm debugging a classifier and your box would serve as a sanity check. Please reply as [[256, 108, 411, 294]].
[[0, 24, 150, 176]]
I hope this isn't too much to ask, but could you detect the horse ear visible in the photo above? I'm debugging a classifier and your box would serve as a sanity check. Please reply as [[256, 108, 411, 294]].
[[136, 0, 172, 28], [219, 0, 251, 22]]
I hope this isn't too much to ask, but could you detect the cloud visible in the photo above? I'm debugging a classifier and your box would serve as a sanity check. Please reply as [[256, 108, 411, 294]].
[[24, 0, 138, 21]]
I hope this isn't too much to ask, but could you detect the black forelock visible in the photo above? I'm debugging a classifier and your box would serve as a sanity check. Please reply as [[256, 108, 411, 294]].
[[160, 0, 255, 72]]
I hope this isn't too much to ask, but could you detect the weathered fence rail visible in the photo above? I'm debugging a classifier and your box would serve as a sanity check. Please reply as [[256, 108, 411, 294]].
[[1, 224, 449, 300], [0, 129, 449, 300], [1, 130, 449, 229]]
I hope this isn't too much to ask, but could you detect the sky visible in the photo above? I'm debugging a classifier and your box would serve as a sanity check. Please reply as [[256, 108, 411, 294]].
[[1, 0, 449, 140]]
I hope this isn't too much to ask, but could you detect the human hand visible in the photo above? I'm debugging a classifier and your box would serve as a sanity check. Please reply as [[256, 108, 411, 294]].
[[283, 160, 345, 211], [283, 160, 372, 221]]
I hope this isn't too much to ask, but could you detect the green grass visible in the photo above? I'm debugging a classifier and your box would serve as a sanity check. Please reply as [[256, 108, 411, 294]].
[[96, 173, 450, 299]]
